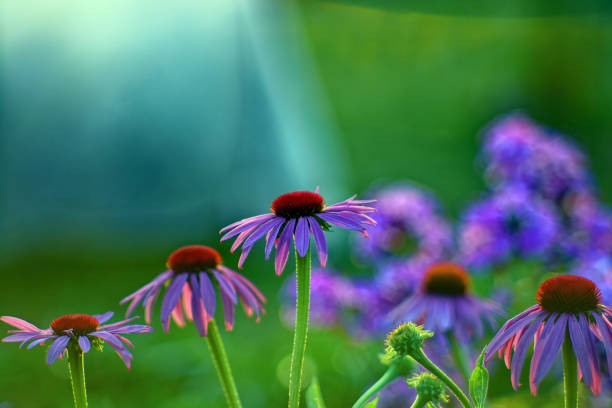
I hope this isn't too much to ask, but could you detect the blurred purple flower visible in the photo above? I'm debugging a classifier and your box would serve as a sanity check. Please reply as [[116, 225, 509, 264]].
[[485, 275, 612, 396], [376, 377, 416, 408], [482, 112, 590, 202], [571, 255, 612, 305], [389, 262, 501, 344], [1, 312, 151, 369], [121, 245, 266, 336], [354, 184, 452, 264], [280, 268, 356, 329], [220, 189, 376, 276], [563, 190, 612, 258], [458, 184, 561, 269]]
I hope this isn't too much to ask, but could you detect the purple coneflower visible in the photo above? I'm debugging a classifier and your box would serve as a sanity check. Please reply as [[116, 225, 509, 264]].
[[458, 184, 560, 270], [121, 244, 265, 408], [485, 275, 612, 403], [390, 262, 500, 344], [2, 312, 151, 407], [121, 244, 265, 336], [220, 189, 376, 275], [220, 189, 376, 408]]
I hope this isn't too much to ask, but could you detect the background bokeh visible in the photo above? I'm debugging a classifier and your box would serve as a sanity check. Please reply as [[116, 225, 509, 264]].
[[2, 1, 612, 407]]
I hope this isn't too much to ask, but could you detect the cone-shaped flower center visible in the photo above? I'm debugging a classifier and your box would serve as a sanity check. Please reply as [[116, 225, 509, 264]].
[[537, 275, 601, 313], [50, 314, 99, 335], [271, 191, 325, 219], [167, 245, 222, 273], [423, 262, 469, 296]]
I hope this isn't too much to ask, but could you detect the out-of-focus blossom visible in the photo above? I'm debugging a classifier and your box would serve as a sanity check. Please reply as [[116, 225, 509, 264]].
[[389, 262, 501, 344], [458, 184, 561, 270], [571, 255, 612, 305], [354, 184, 452, 264], [280, 268, 356, 329], [376, 377, 417, 408], [562, 190, 612, 258], [482, 112, 591, 202]]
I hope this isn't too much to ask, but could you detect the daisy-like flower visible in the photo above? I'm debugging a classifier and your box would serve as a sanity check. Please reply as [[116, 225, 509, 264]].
[[121, 244, 266, 336], [220, 188, 376, 275], [485, 275, 612, 396], [389, 262, 500, 343], [1, 311, 151, 368]]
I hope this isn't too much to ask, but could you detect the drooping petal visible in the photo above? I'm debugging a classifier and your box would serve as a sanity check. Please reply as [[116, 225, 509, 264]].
[[242, 217, 284, 250], [220, 288, 236, 331], [2, 332, 42, 343], [510, 313, 548, 390], [579, 313, 601, 394], [265, 219, 285, 260], [294, 217, 310, 258], [90, 331, 133, 369], [220, 213, 275, 234], [230, 226, 258, 253], [189, 274, 207, 337], [28, 336, 52, 349], [160, 273, 188, 332], [317, 212, 364, 231], [199, 272, 217, 320], [220, 214, 276, 242], [108, 325, 153, 334], [220, 266, 266, 304], [172, 301, 186, 327], [485, 306, 542, 363], [568, 314, 592, 388], [78, 336, 91, 353], [46, 336, 71, 365], [308, 216, 328, 267], [530, 314, 567, 394], [238, 244, 254, 269], [593, 312, 612, 377], [213, 270, 237, 304], [275, 219, 295, 276]]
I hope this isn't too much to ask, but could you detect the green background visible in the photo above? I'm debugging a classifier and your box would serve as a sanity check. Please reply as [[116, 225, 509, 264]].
[[1, 1, 612, 407]]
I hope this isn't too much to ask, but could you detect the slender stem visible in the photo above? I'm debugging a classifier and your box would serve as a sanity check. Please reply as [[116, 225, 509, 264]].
[[412, 349, 473, 408], [410, 395, 429, 408], [206, 319, 243, 408], [67, 345, 88, 408], [289, 247, 312, 408], [352, 364, 400, 408], [446, 333, 470, 385], [562, 332, 578, 408]]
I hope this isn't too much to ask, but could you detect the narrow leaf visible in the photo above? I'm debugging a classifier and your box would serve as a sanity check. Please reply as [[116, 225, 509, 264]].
[[469, 346, 489, 408]]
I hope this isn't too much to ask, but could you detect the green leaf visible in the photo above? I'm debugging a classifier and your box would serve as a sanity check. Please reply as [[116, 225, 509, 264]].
[[469, 346, 489, 408], [363, 396, 379, 408], [306, 377, 327, 408]]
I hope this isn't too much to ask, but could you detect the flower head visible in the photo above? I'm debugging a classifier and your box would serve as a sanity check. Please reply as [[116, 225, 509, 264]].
[[121, 245, 266, 336], [389, 262, 501, 343], [485, 275, 612, 395], [386, 322, 433, 358], [458, 184, 560, 270], [220, 188, 376, 275], [1, 312, 151, 369]]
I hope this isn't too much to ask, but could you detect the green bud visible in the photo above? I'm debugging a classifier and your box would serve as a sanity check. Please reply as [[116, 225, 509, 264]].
[[385, 322, 433, 357], [407, 373, 449, 404]]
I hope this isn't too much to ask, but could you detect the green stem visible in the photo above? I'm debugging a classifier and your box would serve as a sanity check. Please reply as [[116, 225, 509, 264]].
[[412, 349, 473, 408], [352, 365, 400, 408], [447, 333, 470, 385], [410, 395, 429, 408], [206, 319, 243, 408], [563, 332, 578, 408], [289, 247, 312, 408], [67, 345, 88, 408]]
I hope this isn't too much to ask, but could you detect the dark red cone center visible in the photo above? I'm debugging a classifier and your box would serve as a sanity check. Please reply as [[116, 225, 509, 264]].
[[271, 191, 325, 219], [537, 275, 601, 313], [423, 262, 470, 296], [167, 245, 222, 273], [50, 314, 99, 335]]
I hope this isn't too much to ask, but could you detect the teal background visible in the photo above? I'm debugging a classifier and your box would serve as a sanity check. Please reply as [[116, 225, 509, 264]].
[[2, 1, 612, 407]]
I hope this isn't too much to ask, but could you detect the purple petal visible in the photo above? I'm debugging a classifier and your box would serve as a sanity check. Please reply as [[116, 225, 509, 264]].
[[144, 286, 162, 324], [238, 244, 254, 269], [93, 312, 114, 324], [219, 213, 275, 234], [294, 217, 310, 258], [220, 214, 275, 242], [242, 217, 284, 250], [510, 313, 548, 390], [108, 325, 153, 334], [189, 274, 207, 337], [79, 336, 91, 353], [46, 336, 70, 365], [220, 289, 236, 331], [530, 314, 567, 394], [220, 266, 266, 304], [0, 316, 41, 332], [230, 225, 258, 253], [213, 270, 237, 304], [593, 312, 612, 377], [2, 332, 42, 343], [308, 217, 328, 267], [568, 314, 592, 388], [199, 272, 217, 320], [28, 336, 52, 349], [485, 306, 542, 363], [227, 273, 261, 319], [275, 219, 295, 276], [90, 331, 133, 369], [98, 316, 139, 331], [580, 313, 601, 394], [160, 273, 188, 332], [265, 219, 285, 260], [317, 212, 364, 231]]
